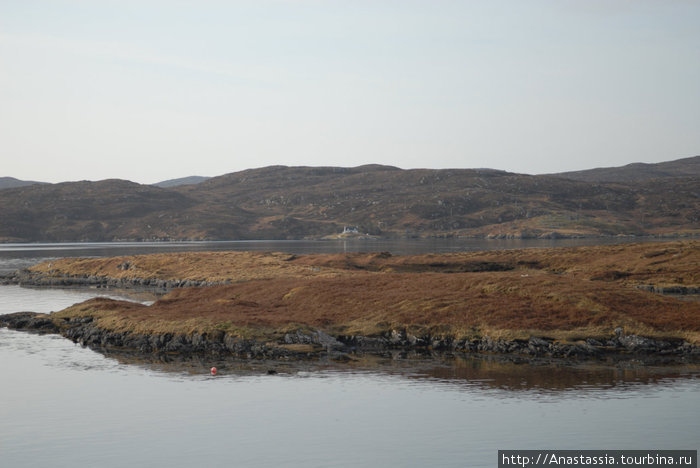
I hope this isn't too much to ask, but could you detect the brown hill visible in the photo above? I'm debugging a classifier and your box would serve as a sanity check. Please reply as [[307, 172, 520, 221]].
[[551, 155, 700, 183], [0, 179, 202, 242], [1, 162, 699, 242]]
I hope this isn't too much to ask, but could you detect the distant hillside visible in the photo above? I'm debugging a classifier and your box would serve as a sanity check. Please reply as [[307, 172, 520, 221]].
[[551, 155, 700, 183], [0, 177, 47, 190], [153, 176, 210, 188], [0, 179, 202, 242], [1, 163, 698, 242]]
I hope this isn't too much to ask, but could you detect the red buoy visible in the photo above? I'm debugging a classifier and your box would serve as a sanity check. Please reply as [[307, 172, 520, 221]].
[[210, 367, 217, 376]]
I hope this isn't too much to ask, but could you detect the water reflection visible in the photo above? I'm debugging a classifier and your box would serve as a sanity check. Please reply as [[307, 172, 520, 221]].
[[4, 319, 696, 396], [403, 355, 700, 396], [2, 328, 699, 468], [94, 346, 700, 396]]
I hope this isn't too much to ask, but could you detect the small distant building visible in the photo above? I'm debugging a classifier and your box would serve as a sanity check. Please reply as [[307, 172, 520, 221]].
[[342, 226, 359, 234]]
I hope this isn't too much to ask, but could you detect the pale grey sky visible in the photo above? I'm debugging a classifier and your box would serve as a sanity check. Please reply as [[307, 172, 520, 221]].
[[1, 0, 699, 184]]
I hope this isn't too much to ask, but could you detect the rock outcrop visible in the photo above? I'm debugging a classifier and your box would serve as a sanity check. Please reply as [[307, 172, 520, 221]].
[[2, 312, 698, 363], [1, 269, 226, 294]]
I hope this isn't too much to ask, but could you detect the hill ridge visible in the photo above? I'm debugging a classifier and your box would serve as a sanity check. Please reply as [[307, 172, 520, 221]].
[[1, 158, 698, 242], [550, 155, 700, 183]]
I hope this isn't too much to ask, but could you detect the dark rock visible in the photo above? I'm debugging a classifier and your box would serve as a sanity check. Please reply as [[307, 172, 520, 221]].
[[314, 329, 345, 350], [0, 312, 58, 332], [284, 330, 314, 345], [3, 310, 699, 362], [585, 338, 603, 347], [2, 269, 228, 294], [618, 334, 658, 352], [388, 329, 404, 345], [406, 334, 425, 346]]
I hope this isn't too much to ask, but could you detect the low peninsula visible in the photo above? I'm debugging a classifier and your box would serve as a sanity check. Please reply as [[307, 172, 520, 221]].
[[2, 241, 699, 362]]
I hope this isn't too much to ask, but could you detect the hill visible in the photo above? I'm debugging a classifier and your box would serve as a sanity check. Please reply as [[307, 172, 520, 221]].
[[551, 155, 700, 183], [0, 177, 47, 190], [0, 179, 201, 242], [0, 162, 698, 242], [152, 175, 211, 188]]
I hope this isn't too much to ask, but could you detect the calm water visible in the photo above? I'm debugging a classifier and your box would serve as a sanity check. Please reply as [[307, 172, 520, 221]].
[[0, 237, 668, 274], [1, 241, 699, 467]]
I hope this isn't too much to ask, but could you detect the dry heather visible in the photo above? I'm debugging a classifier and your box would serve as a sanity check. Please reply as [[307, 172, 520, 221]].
[[293, 240, 700, 286], [29, 251, 351, 283], [31, 240, 700, 288], [47, 240, 700, 344]]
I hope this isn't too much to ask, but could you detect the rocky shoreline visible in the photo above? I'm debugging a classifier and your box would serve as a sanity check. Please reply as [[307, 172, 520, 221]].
[[0, 269, 223, 294], [5, 268, 700, 300], [2, 311, 698, 364]]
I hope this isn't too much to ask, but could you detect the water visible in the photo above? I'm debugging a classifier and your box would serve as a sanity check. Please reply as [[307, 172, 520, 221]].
[[0, 284, 155, 313], [0, 237, 667, 275], [1, 241, 699, 467], [1, 325, 698, 468]]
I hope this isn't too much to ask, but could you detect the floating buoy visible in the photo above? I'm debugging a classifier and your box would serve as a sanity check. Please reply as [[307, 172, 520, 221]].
[[210, 367, 217, 376]]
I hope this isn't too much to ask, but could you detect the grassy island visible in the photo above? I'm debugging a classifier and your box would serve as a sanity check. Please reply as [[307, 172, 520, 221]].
[[4, 240, 700, 360]]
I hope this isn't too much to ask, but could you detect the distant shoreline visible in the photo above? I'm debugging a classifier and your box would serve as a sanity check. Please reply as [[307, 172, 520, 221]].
[[2, 232, 700, 245]]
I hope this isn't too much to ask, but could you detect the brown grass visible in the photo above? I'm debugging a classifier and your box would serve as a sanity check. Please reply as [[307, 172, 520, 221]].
[[51, 269, 700, 344], [40, 241, 700, 343], [29, 251, 351, 283], [31, 240, 700, 288]]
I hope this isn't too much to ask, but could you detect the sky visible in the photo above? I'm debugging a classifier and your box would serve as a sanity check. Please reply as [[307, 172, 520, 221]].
[[1, 0, 699, 184]]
